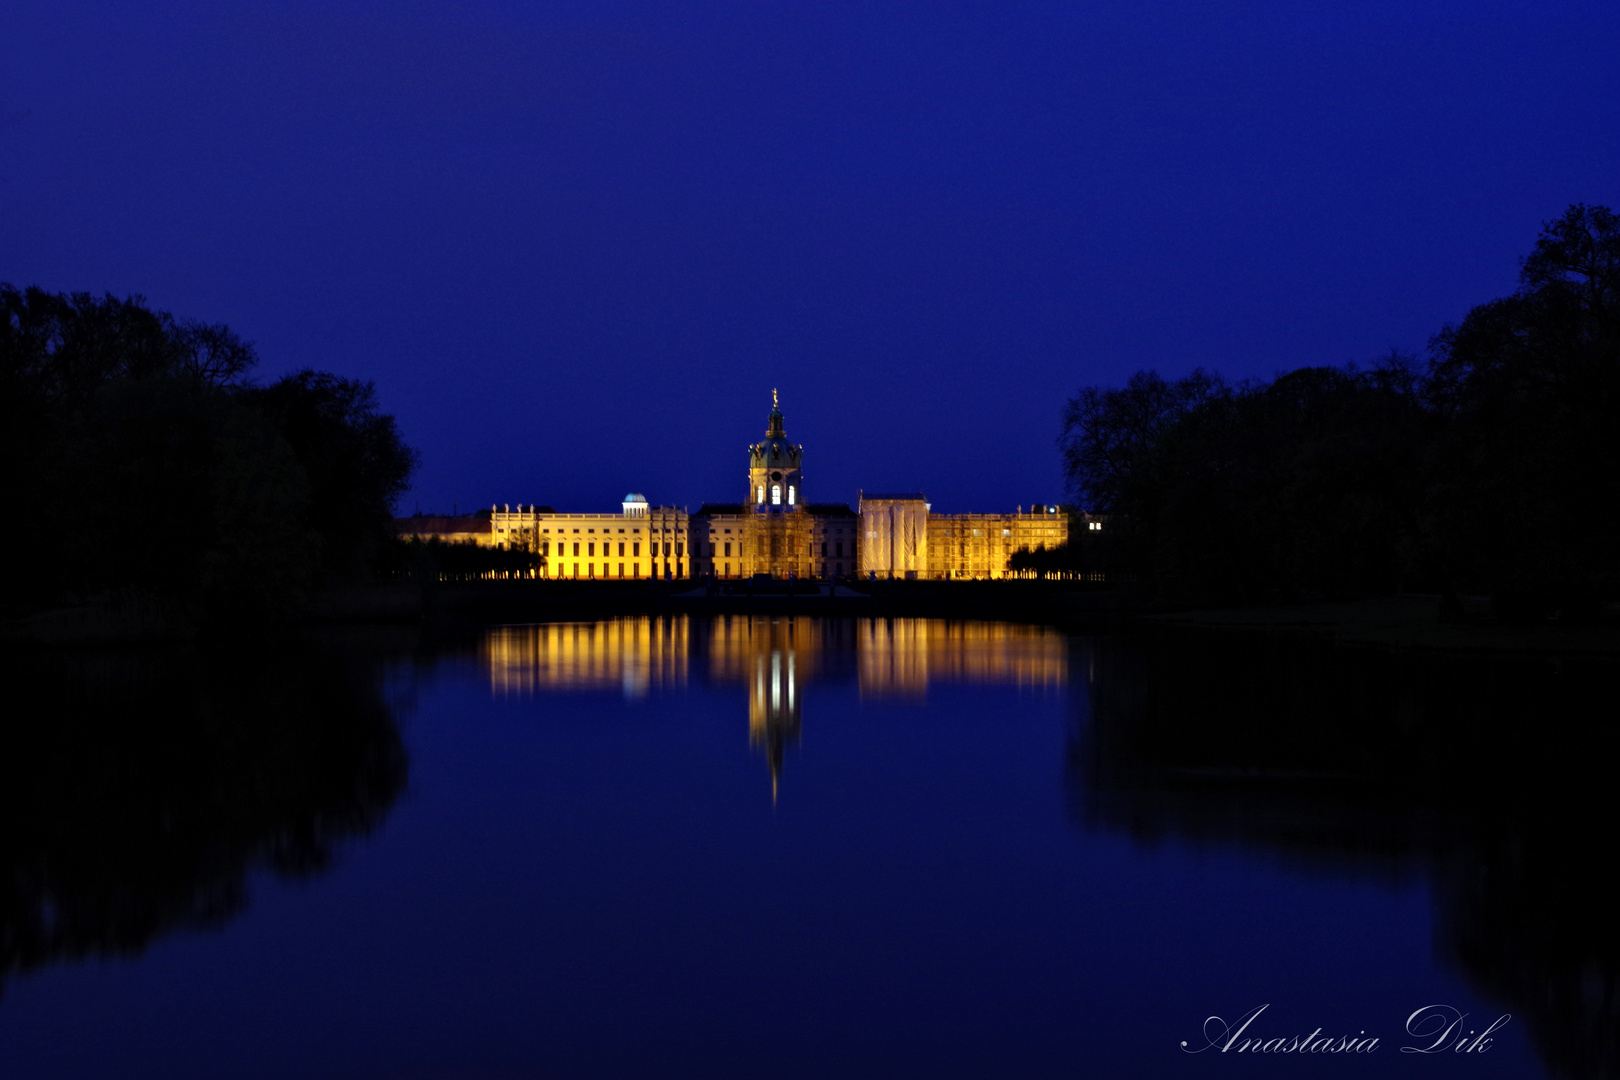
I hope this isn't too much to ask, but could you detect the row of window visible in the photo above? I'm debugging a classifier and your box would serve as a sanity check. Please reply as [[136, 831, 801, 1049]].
[[497, 524, 693, 536], [513, 521, 1061, 548], [931, 527, 1072, 537], [540, 539, 855, 558], [543, 541, 683, 557], [755, 483, 798, 506], [546, 562, 684, 578], [505, 520, 860, 538], [499, 525, 650, 534], [540, 562, 862, 579]]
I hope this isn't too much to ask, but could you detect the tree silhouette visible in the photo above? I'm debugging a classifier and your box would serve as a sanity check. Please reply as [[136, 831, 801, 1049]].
[[1057, 204, 1618, 613], [1, 285, 419, 621]]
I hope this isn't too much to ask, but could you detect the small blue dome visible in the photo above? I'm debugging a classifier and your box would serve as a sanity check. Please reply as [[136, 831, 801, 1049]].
[[623, 493, 647, 503]]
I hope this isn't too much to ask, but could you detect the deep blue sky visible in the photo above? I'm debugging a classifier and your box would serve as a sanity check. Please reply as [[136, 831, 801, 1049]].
[[4, 1, 1618, 513]]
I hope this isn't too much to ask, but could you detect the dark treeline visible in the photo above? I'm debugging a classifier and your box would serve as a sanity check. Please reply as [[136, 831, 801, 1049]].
[[0, 285, 418, 623], [1058, 204, 1620, 618], [378, 536, 543, 582]]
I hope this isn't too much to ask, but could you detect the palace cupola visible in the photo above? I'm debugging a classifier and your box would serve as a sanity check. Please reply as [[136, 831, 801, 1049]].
[[748, 389, 804, 512]]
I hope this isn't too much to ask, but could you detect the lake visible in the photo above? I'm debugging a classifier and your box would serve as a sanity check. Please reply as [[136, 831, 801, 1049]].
[[1, 616, 1610, 1078]]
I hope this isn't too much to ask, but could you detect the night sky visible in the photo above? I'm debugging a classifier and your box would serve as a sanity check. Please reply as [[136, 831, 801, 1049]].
[[4, 1, 1618, 514]]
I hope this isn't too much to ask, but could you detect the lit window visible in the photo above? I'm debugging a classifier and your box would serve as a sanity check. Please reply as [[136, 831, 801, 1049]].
[[757, 485, 765, 504], [787, 485, 796, 505], [771, 485, 781, 505]]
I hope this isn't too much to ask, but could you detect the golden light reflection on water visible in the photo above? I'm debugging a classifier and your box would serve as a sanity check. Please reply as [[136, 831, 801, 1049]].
[[484, 619, 690, 698], [482, 617, 1068, 797], [856, 618, 1068, 699]]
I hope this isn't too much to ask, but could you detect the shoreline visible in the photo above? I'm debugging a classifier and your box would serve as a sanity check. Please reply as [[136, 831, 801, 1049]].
[[7, 583, 1620, 656], [1140, 595, 1620, 656]]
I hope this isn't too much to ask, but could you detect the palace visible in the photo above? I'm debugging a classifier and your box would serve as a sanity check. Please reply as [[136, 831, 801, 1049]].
[[404, 394, 1079, 580]]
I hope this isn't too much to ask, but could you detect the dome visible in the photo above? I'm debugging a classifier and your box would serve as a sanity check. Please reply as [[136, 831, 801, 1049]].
[[623, 493, 647, 503]]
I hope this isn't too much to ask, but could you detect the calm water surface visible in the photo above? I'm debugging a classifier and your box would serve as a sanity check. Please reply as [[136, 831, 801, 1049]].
[[1, 617, 1611, 1078]]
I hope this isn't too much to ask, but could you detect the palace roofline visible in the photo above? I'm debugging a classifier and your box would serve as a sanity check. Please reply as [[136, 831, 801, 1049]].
[[452, 394, 1068, 582]]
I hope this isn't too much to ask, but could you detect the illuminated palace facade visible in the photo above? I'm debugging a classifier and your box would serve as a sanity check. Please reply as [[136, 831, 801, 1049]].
[[476, 395, 1073, 580]]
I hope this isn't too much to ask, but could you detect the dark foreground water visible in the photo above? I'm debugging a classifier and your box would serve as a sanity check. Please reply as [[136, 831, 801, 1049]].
[[0, 617, 1613, 1079]]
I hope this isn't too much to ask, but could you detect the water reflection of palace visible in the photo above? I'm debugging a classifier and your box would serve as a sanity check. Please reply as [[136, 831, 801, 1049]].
[[482, 616, 1068, 796], [713, 618, 810, 802], [857, 618, 1068, 699], [485, 619, 691, 698]]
